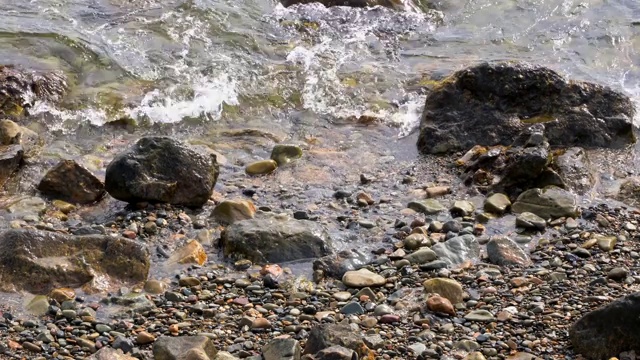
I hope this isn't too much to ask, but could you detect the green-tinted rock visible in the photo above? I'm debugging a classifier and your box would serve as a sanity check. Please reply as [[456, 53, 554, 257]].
[[404, 248, 437, 265], [515, 212, 546, 230], [408, 199, 446, 215], [26, 295, 50, 316], [246, 160, 278, 176], [7, 196, 46, 216], [484, 193, 511, 214], [451, 200, 475, 217], [423, 278, 464, 304], [511, 186, 578, 219], [595, 235, 617, 252], [270, 145, 303, 166], [211, 199, 256, 224]]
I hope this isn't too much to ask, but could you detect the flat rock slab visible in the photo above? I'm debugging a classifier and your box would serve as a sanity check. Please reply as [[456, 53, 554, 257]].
[[512, 186, 578, 219], [221, 217, 333, 264], [486, 237, 530, 266]]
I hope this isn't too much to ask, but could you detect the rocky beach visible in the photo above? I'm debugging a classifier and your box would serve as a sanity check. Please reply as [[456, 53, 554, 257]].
[[2, 1, 640, 360]]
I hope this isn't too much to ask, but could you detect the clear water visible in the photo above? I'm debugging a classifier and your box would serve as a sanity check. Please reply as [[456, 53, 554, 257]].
[[2, 0, 640, 133]]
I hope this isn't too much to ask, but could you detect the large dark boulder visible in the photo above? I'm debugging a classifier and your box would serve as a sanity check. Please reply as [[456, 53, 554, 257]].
[[38, 160, 105, 204], [417, 62, 636, 154], [0, 65, 67, 117], [105, 137, 219, 207], [221, 217, 333, 264], [0, 229, 150, 293], [570, 292, 640, 359]]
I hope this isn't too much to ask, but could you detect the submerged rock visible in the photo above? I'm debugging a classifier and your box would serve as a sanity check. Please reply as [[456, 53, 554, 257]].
[[105, 136, 219, 207], [552, 147, 595, 195], [0, 229, 150, 293], [270, 144, 303, 166], [246, 160, 278, 176], [0, 119, 40, 158], [431, 234, 480, 267], [38, 160, 105, 204], [616, 176, 640, 207], [169, 240, 207, 266], [153, 336, 218, 360], [417, 62, 635, 154], [313, 249, 372, 278], [221, 217, 333, 263], [211, 199, 256, 224], [0, 144, 22, 187], [484, 193, 511, 214], [570, 292, 640, 359], [0, 65, 67, 117], [281, 0, 413, 11], [511, 186, 578, 219], [515, 212, 546, 230]]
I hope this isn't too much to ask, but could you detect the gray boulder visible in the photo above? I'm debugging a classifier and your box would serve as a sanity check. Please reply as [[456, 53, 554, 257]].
[[221, 217, 333, 263], [105, 137, 219, 207], [418, 62, 635, 154], [431, 235, 479, 267], [38, 160, 105, 204], [0, 229, 150, 293], [511, 186, 578, 219], [153, 336, 218, 360], [570, 292, 640, 359]]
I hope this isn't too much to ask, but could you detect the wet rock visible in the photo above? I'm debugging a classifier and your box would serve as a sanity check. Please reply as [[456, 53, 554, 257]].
[[49, 288, 76, 303], [595, 235, 617, 252], [426, 294, 455, 315], [464, 310, 496, 322], [0, 65, 67, 116], [451, 200, 475, 217], [89, 347, 137, 360], [404, 248, 438, 265], [281, 0, 414, 11], [0, 144, 22, 187], [105, 136, 219, 207], [144, 279, 168, 294], [303, 324, 370, 358], [26, 295, 49, 316], [315, 345, 357, 360], [169, 240, 207, 265], [426, 186, 450, 198], [0, 119, 40, 157], [342, 269, 386, 288], [511, 186, 578, 219], [262, 338, 301, 360], [153, 336, 218, 360], [221, 217, 333, 263], [616, 177, 640, 207], [484, 193, 511, 214], [515, 212, 546, 230], [423, 278, 464, 304], [408, 199, 446, 214], [553, 147, 595, 194], [417, 62, 635, 154], [246, 160, 278, 176], [431, 234, 480, 267], [404, 233, 428, 250], [486, 237, 530, 266], [271, 144, 303, 166], [313, 249, 372, 278], [211, 199, 256, 224], [137, 331, 156, 345], [37, 160, 105, 204], [570, 292, 640, 359], [0, 229, 149, 293]]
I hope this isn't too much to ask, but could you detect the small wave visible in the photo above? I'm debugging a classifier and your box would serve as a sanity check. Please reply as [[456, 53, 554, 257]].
[[127, 74, 239, 124]]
